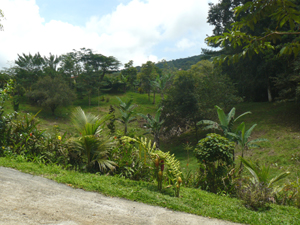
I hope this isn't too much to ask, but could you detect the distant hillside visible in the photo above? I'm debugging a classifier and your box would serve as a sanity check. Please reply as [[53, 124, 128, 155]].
[[136, 54, 205, 72], [156, 54, 205, 71]]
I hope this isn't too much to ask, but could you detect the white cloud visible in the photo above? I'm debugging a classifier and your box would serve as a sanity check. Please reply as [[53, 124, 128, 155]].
[[0, 0, 217, 69], [176, 38, 196, 50]]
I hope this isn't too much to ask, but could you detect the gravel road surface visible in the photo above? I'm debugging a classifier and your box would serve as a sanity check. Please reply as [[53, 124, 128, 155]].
[[0, 167, 242, 225]]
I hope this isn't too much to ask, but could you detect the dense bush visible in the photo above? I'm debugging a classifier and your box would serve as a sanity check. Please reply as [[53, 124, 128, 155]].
[[194, 133, 236, 193], [236, 179, 272, 211]]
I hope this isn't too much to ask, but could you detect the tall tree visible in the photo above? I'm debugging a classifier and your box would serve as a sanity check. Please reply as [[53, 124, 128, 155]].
[[162, 60, 241, 140], [205, 0, 300, 102], [43, 53, 61, 78], [27, 75, 76, 115], [59, 52, 82, 88], [14, 53, 45, 90], [138, 61, 160, 102], [121, 60, 138, 90], [77, 48, 121, 82]]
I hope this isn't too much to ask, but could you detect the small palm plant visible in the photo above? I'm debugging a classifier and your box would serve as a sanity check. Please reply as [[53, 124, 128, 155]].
[[238, 156, 290, 210], [240, 157, 290, 189], [71, 107, 116, 172], [116, 97, 137, 135], [138, 107, 165, 148]]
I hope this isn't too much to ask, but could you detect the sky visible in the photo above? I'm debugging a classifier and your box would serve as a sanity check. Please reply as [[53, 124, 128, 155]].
[[0, 0, 219, 69]]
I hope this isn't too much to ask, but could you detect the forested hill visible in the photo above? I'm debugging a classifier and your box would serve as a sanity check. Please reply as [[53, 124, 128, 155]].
[[156, 54, 205, 71], [136, 54, 206, 72]]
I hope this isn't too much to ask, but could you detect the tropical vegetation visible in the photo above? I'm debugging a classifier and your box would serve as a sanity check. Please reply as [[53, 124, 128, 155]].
[[0, 1, 300, 224]]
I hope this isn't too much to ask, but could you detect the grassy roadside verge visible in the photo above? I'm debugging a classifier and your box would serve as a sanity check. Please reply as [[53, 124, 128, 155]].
[[1, 156, 299, 225]]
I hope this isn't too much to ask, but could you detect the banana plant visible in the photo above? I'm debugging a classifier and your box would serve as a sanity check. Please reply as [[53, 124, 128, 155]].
[[239, 156, 290, 189], [138, 107, 165, 148], [116, 97, 137, 135], [228, 122, 268, 158], [197, 105, 251, 139], [151, 73, 173, 100], [227, 122, 268, 168]]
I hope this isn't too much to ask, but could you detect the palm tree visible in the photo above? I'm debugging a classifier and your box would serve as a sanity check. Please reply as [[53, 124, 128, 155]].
[[71, 107, 116, 172], [197, 105, 251, 138], [138, 107, 165, 148], [116, 97, 137, 135]]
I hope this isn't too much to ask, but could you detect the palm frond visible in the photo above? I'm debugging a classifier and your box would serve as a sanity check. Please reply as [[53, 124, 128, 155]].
[[268, 172, 290, 188]]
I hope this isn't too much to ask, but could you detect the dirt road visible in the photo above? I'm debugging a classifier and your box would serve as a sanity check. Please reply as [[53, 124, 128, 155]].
[[0, 167, 242, 225]]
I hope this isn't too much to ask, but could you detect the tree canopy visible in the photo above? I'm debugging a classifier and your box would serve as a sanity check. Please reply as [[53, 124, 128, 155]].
[[27, 75, 76, 115], [206, 0, 300, 63], [161, 60, 241, 139], [204, 0, 300, 102]]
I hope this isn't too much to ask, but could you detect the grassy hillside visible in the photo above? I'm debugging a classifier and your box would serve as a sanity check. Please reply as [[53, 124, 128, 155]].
[[6, 93, 300, 182], [2, 93, 300, 224]]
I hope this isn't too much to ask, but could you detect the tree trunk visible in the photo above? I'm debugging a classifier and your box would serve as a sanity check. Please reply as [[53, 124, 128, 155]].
[[267, 85, 272, 102], [124, 123, 127, 135], [267, 75, 272, 102], [153, 90, 156, 104]]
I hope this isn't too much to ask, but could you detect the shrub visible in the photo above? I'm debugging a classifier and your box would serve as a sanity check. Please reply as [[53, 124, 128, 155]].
[[274, 178, 300, 208], [110, 136, 152, 181], [236, 179, 272, 211], [194, 133, 235, 193]]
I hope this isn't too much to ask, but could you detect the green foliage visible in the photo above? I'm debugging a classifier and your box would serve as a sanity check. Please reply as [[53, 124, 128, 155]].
[[204, 0, 300, 102], [70, 107, 116, 172], [198, 105, 251, 138], [195, 133, 235, 165], [236, 179, 272, 211], [162, 60, 241, 140], [238, 157, 290, 210], [116, 97, 137, 135], [121, 60, 138, 90], [138, 107, 165, 148], [274, 178, 300, 208], [27, 75, 76, 115], [228, 122, 269, 160], [138, 61, 160, 100], [206, 0, 300, 62], [0, 80, 16, 148], [155, 55, 205, 71], [107, 105, 116, 135], [110, 137, 152, 181], [121, 136, 182, 194], [194, 133, 235, 193], [240, 157, 290, 189]]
